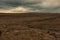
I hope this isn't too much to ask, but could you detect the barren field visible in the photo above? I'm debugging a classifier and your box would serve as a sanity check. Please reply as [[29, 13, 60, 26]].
[[0, 13, 60, 40]]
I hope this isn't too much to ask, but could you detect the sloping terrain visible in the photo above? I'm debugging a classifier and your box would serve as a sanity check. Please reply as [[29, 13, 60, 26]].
[[0, 13, 60, 40]]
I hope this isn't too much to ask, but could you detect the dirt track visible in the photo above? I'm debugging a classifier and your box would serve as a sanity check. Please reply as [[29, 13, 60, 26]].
[[0, 13, 60, 40]]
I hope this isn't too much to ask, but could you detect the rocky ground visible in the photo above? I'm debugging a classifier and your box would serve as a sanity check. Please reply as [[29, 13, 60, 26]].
[[0, 13, 60, 40]]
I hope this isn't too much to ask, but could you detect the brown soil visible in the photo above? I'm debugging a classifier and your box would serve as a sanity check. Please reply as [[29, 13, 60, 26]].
[[0, 13, 60, 40]]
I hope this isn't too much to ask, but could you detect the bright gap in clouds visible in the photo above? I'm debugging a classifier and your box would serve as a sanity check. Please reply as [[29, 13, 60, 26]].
[[0, 6, 41, 13], [0, 7, 29, 13], [0, 0, 60, 13], [40, 0, 60, 8]]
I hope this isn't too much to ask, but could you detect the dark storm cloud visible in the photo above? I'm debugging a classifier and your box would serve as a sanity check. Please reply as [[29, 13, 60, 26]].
[[0, 0, 60, 13]]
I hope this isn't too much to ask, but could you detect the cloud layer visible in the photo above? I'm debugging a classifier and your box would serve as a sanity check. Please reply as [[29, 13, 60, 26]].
[[0, 0, 60, 13]]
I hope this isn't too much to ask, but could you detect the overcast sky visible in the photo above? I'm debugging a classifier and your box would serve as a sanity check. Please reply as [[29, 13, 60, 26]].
[[0, 0, 60, 13]]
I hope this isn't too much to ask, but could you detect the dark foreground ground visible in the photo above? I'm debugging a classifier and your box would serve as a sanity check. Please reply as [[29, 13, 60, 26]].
[[0, 13, 60, 40]]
